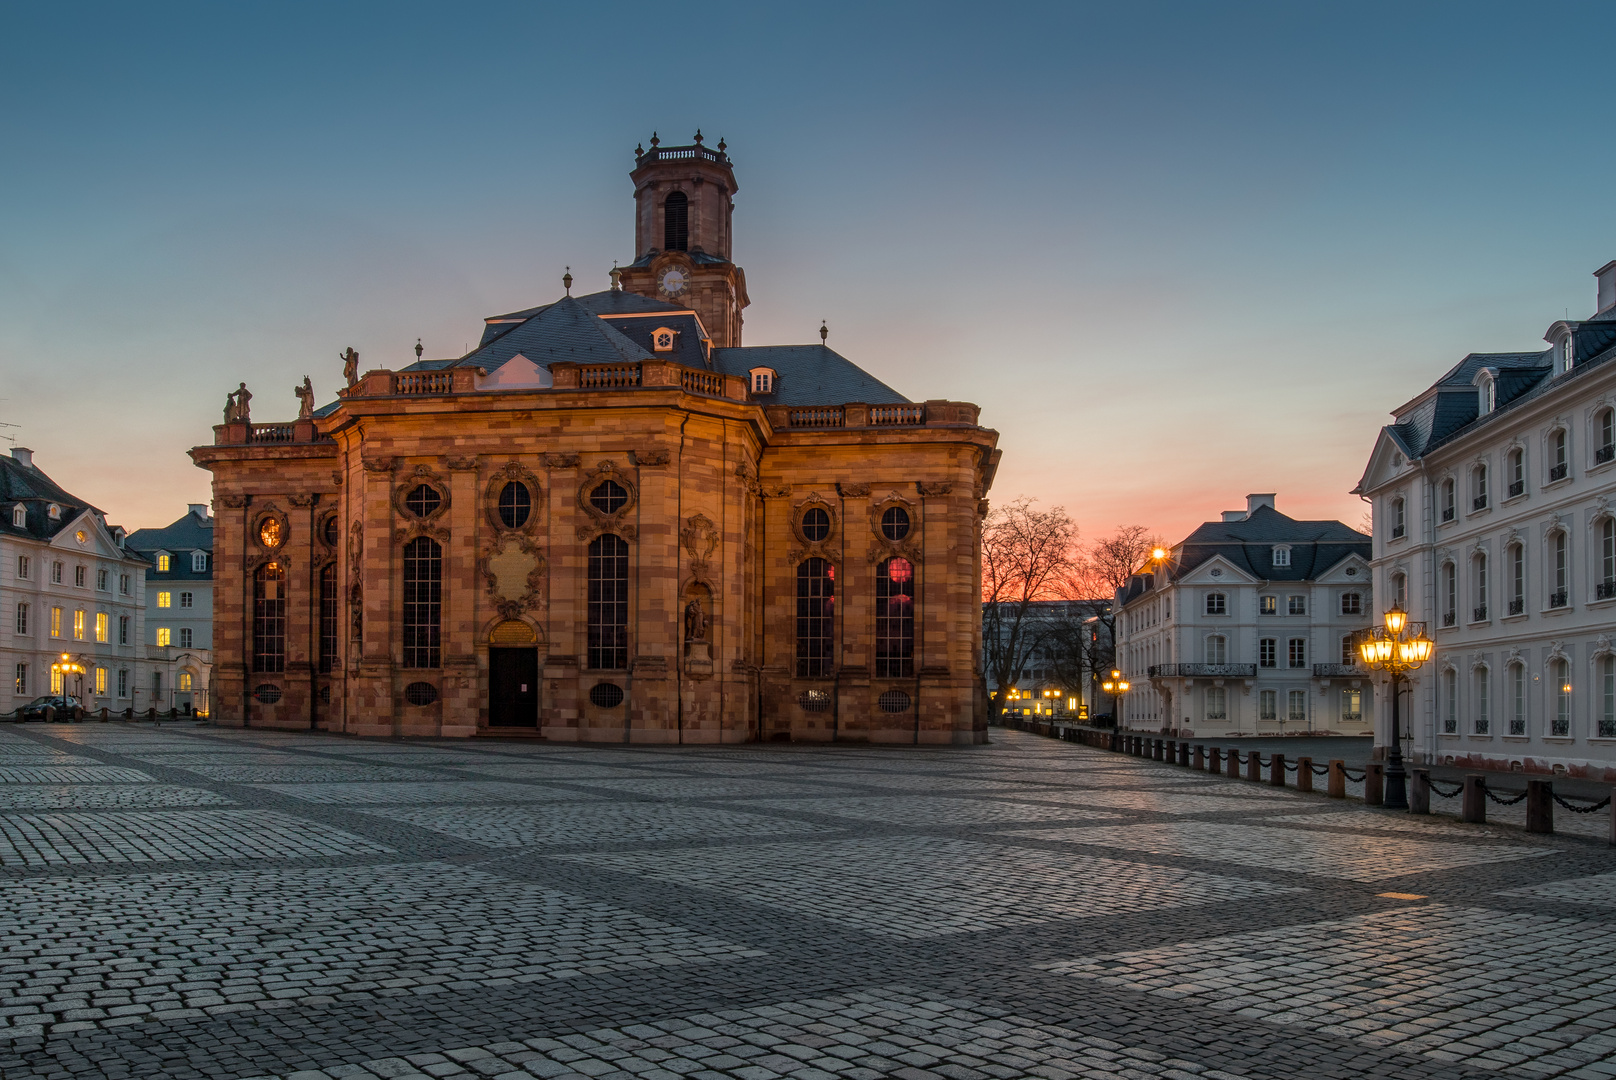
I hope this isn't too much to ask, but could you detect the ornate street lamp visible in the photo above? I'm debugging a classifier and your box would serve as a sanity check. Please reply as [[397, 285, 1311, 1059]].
[[1100, 668, 1130, 729], [50, 652, 86, 710], [1354, 604, 1434, 810]]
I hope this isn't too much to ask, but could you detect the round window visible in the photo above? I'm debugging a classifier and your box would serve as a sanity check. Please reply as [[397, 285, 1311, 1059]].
[[802, 507, 830, 542], [878, 690, 911, 713], [405, 485, 442, 518], [498, 481, 531, 528], [258, 518, 283, 549], [590, 682, 625, 708], [590, 480, 628, 514], [404, 682, 439, 706], [881, 507, 910, 541], [322, 515, 339, 546], [253, 684, 283, 704], [75, 530, 87, 545], [798, 689, 832, 713]]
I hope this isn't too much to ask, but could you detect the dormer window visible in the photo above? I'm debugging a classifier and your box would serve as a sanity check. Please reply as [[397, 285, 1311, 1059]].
[[1272, 545, 1291, 567], [651, 327, 677, 352], [47, 504, 60, 520], [10, 505, 22, 528], [1562, 336, 1574, 374], [1478, 373, 1495, 414], [749, 367, 776, 395]]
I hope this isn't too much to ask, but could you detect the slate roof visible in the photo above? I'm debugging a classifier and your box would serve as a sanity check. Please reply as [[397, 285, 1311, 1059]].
[[625, 251, 732, 270], [713, 345, 910, 406], [125, 510, 214, 580], [476, 290, 685, 347], [443, 296, 653, 375], [0, 454, 99, 542]]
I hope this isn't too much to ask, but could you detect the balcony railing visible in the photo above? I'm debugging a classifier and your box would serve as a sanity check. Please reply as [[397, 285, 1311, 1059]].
[[1441, 506, 1455, 523], [1508, 480, 1525, 498], [1598, 581, 1616, 600], [1148, 663, 1257, 678], [1473, 605, 1488, 621], [580, 364, 642, 389], [1549, 590, 1568, 609], [870, 404, 926, 425], [1549, 462, 1569, 482], [1509, 598, 1525, 616], [249, 424, 295, 443], [1205, 712, 1228, 721], [1443, 611, 1457, 626], [396, 372, 453, 395], [786, 406, 844, 428], [680, 369, 725, 397], [1312, 663, 1359, 677], [1598, 444, 1615, 465], [1473, 495, 1488, 511], [1391, 525, 1405, 539], [1342, 712, 1363, 722]]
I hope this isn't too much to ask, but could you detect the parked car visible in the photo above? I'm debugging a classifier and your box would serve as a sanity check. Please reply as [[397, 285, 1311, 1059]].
[[16, 695, 81, 721]]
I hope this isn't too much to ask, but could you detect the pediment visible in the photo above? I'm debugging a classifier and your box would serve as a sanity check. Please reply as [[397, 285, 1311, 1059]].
[[1353, 426, 1411, 495], [1179, 554, 1258, 585], [50, 510, 126, 559], [476, 354, 553, 391], [1315, 552, 1372, 584]]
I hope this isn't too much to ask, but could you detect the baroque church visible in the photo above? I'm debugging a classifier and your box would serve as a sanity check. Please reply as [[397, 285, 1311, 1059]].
[[193, 134, 1000, 743]]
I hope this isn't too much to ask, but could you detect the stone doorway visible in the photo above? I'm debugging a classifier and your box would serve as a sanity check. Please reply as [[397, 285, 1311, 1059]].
[[489, 648, 538, 727]]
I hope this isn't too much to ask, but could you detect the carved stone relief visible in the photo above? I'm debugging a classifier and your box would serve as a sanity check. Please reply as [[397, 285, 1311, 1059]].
[[480, 535, 547, 620]]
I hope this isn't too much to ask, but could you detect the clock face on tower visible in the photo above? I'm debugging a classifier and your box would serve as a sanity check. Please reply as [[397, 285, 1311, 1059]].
[[658, 268, 687, 297]]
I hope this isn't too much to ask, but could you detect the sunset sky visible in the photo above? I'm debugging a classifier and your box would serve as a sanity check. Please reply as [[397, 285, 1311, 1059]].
[[4, 2, 1615, 546]]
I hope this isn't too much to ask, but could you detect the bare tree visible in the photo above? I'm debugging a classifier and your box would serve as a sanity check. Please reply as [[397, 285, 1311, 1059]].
[[1072, 524, 1162, 713], [979, 498, 1080, 710]]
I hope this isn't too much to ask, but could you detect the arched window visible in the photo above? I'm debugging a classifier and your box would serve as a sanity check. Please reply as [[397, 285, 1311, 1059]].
[[1598, 407, 1615, 462], [1472, 463, 1488, 510], [318, 563, 338, 673], [498, 481, 531, 528], [1600, 517, 1616, 597], [1550, 429, 1569, 481], [1552, 658, 1572, 736], [1205, 634, 1226, 665], [1509, 662, 1527, 734], [1600, 655, 1615, 738], [1391, 571, 1407, 607], [1473, 667, 1490, 735], [1551, 531, 1569, 607], [403, 538, 442, 668], [1390, 496, 1406, 539], [1440, 477, 1456, 523], [1473, 553, 1488, 621], [252, 561, 285, 673], [1341, 634, 1355, 666], [1442, 668, 1457, 733], [1507, 447, 1525, 497], [664, 191, 689, 251], [875, 557, 914, 678], [1441, 562, 1457, 626], [588, 534, 629, 670], [796, 559, 835, 677], [1508, 543, 1525, 614]]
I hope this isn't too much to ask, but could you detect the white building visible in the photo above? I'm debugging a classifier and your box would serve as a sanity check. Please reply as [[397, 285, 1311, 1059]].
[[1355, 261, 1616, 780], [1114, 494, 1375, 738], [125, 505, 214, 716], [1, 448, 152, 714]]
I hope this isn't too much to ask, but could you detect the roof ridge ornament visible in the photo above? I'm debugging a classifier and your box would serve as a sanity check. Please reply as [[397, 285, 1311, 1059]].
[[609, 263, 622, 292], [820, 320, 828, 344], [563, 267, 572, 296], [415, 339, 423, 360]]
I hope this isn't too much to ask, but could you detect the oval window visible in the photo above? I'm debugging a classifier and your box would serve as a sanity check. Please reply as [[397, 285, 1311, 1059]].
[[878, 690, 911, 713], [498, 481, 531, 528], [405, 485, 442, 518], [404, 682, 439, 706], [322, 515, 339, 546], [258, 518, 283, 549], [798, 689, 832, 713], [589, 682, 625, 708], [253, 684, 283, 704], [590, 480, 629, 515], [802, 507, 830, 542], [881, 507, 910, 541]]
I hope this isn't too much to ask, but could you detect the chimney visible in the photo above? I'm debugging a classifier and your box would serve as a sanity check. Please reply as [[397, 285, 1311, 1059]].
[[1246, 493, 1276, 517], [10, 447, 33, 469], [1221, 511, 1245, 522], [1597, 261, 1616, 314], [188, 503, 209, 520]]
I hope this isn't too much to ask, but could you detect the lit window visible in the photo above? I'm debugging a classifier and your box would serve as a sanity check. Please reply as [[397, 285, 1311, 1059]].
[[50, 669, 63, 694], [1259, 595, 1276, 615], [156, 627, 171, 647], [94, 668, 106, 695], [94, 613, 107, 643], [179, 672, 193, 691], [157, 554, 170, 572], [14, 663, 26, 696], [47, 504, 59, 520], [157, 592, 171, 609], [72, 610, 84, 640]]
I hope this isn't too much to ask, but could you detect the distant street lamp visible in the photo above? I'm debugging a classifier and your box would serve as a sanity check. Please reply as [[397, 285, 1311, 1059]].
[[1355, 604, 1434, 810], [1100, 668, 1130, 729], [50, 652, 86, 713]]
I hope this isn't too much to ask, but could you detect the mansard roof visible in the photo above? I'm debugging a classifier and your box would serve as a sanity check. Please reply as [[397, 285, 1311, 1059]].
[[125, 509, 214, 557], [443, 295, 655, 375], [0, 453, 99, 542], [1161, 506, 1370, 589], [713, 345, 909, 406]]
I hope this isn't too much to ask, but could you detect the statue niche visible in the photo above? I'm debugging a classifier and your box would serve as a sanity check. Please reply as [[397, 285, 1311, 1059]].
[[683, 582, 713, 676]]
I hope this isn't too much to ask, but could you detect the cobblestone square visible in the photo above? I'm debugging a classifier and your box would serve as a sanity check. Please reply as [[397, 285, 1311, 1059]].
[[0, 724, 1611, 1080]]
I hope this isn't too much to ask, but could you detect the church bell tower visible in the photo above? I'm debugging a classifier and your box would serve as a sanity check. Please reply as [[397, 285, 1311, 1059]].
[[618, 131, 749, 348]]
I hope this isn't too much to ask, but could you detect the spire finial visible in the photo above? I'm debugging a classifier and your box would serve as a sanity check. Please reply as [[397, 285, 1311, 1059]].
[[415, 338, 423, 360], [635, 142, 644, 160], [563, 266, 572, 295], [649, 131, 659, 148], [609, 263, 622, 292], [717, 136, 726, 153], [820, 320, 828, 344], [693, 128, 703, 145]]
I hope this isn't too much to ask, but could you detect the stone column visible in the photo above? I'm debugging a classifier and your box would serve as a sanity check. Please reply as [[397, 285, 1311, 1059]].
[[542, 453, 581, 738], [442, 457, 480, 736], [357, 457, 397, 736]]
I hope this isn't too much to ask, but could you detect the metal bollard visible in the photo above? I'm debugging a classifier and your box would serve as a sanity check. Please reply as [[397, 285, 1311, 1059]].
[[1246, 751, 1262, 782], [1409, 769, 1430, 814], [1179, 742, 1191, 767], [1296, 756, 1313, 794], [1226, 749, 1241, 779], [1327, 759, 1346, 798], [1193, 744, 1205, 771], [1526, 780, 1553, 834], [1270, 753, 1286, 786], [1365, 762, 1385, 805], [1208, 746, 1221, 774], [1461, 774, 1486, 823], [1154, 739, 1165, 762]]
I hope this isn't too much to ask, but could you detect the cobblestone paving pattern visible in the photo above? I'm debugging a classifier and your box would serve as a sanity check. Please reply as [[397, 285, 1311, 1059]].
[[0, 722, 1609, 1080]]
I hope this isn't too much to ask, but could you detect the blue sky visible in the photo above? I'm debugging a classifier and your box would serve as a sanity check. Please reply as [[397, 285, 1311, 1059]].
[[3, 2, 1613, 542]]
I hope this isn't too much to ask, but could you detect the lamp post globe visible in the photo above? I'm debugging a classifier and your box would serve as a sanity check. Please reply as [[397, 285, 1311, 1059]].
[[1354, 604, 1434, 810]]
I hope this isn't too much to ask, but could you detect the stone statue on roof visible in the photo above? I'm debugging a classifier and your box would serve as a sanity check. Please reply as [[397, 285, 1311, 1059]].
[[295, 376, 314, 420], [341, 347, 359, 387], [234, 383, 251, 423]]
